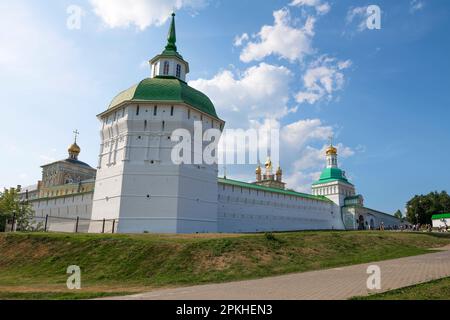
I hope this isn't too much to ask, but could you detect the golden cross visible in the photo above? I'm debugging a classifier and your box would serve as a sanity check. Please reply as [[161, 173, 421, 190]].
[[73, 129, 80, 143]]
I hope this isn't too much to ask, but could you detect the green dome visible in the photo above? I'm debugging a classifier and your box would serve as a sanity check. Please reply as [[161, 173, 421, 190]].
[[312, 167, 353, 186], [108, 77, 218, 119]]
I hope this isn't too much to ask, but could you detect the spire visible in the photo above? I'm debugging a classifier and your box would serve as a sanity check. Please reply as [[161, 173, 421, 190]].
[[150, 12, 190, 80], [165, 13, 177, 52]]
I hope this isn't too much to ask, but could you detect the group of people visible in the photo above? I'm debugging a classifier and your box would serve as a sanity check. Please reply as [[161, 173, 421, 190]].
[[363, 223, 449, 232], [400, 223, 448, 233]]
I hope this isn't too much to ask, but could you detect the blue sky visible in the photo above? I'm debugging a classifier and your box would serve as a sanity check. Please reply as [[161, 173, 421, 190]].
[[0, 0, 449, 214]]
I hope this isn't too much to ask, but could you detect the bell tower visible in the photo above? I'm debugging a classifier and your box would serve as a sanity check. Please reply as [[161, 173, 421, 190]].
[[312, 142, 356, 208]]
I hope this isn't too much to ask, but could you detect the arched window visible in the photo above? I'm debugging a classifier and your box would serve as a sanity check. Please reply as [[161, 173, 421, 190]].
[[163, 61, 170, 75], [176, 64, 181, 78]]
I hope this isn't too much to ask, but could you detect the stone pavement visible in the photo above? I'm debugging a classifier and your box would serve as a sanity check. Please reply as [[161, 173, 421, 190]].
[[108, 246, 450, 300]]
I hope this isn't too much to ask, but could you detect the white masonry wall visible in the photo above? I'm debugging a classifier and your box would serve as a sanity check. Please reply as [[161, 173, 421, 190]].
[[31, 192, 93, 220], [217, 183, 345, 233], [30, 192, 94, 232]]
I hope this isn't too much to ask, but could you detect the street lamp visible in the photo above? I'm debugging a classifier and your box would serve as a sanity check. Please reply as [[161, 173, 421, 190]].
[[11, 210, 16, 232]]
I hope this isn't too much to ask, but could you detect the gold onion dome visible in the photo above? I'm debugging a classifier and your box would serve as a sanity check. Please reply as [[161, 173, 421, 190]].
[[68, 142, 81, 155], [265, 158, 272, 169], [326, 145, 337, 156], [256, 165, 262, 174], [276, 166, 282, 175]]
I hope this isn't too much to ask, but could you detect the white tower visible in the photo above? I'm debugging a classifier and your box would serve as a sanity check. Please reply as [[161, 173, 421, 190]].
[[90, 14, 225, 234], [311, 143, 356, 208]]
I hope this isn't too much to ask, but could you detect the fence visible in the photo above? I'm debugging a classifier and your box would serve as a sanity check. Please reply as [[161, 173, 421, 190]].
[[6, 215, 118, 234]]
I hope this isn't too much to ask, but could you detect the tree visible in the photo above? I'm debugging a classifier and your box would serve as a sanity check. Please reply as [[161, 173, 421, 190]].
[[406, 191, 450, 224], [394, 210, 403, 221], [0, 187, 35, 232]]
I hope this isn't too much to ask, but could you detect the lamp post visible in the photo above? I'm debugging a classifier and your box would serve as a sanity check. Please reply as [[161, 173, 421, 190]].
[[11, 210, 16, 232]]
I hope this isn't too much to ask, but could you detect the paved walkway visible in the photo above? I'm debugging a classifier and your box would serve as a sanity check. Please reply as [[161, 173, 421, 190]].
[[108, 246, 450, 300]]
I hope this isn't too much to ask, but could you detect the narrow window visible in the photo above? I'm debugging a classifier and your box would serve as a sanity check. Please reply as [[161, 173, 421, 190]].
[[136, 105, 140, 116], [171, 106, 174, 116], [154, 106, 158, 116], [162, 121, 165, 131], [176, 64, 181, 78], [163, 61, 170, 75], [144, 120, 147, 131]]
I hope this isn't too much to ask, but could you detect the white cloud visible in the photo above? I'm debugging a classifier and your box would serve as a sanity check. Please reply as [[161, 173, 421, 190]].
[[90, 0, 207, 30], [346, 6, 369, 32], [290, 0, 331, 15], [189, 63, 294, 127], [234, 33, 249, 47], [281, 119, 333, 148], [410, 0, 425, 13], [296, 56, 352, 104], [239, 8, 315, 63], [284, 171, 321, 193]]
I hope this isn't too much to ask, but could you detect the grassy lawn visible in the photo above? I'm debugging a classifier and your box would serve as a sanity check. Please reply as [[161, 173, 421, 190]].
[[353, 277, 450, 300], [0, 231, 449, 300]]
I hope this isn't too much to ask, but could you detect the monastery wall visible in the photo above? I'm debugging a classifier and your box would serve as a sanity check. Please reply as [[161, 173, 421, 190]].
[[217, 181, 345, 233]]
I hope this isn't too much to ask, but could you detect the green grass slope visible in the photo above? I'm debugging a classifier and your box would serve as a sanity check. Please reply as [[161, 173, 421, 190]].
[[0, 231, 449, 300]]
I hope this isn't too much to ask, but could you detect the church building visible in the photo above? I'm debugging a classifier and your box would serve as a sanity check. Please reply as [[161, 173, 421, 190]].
[[19, 14, 403, 234]]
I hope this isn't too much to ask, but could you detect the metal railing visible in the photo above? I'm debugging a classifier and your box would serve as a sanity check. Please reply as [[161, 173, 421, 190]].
[[5, 215, 118, 234]]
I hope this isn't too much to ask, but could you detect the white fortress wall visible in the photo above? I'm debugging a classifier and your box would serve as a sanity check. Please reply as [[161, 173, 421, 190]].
[[217, 181, 345, 233], [30, 192, 94, 232]]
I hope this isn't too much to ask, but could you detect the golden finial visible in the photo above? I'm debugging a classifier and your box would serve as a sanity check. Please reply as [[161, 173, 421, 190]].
[[276, 166, 282, 175], [68, 130, 81, 159], [326, 135, 337, 155]]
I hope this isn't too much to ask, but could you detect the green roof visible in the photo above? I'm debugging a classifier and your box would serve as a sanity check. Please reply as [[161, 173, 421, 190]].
[[432, 213, 450, 220], [312, 167, 353, 186], [218, 178, 332, 203], [108, 77, 219, 119]]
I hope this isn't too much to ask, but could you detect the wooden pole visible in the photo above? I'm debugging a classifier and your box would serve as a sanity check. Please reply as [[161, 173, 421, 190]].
[[44, 215, 49, 232]]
